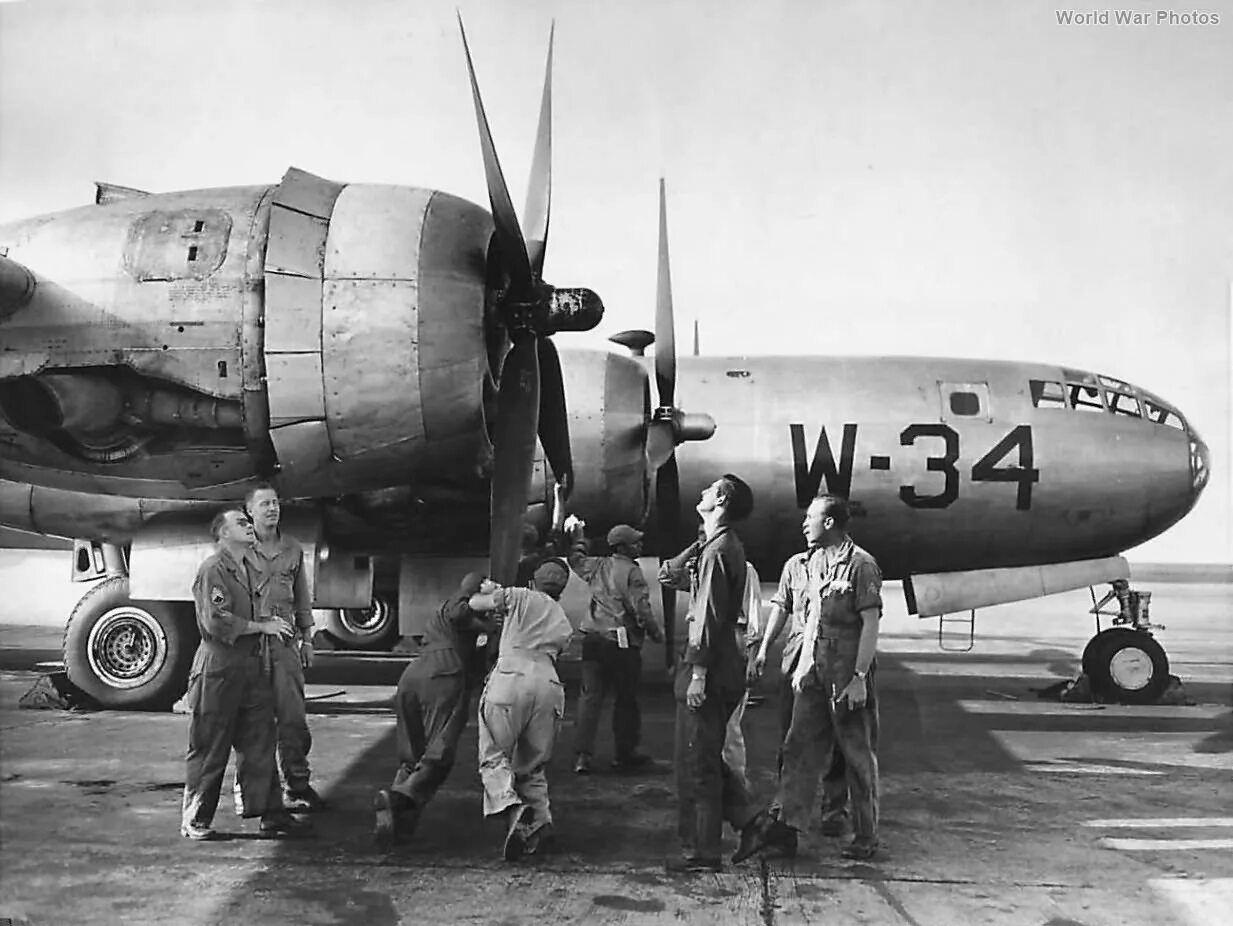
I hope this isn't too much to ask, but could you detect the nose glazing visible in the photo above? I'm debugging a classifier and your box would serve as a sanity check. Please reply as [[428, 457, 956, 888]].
[[1188, 430, 1210, 500]]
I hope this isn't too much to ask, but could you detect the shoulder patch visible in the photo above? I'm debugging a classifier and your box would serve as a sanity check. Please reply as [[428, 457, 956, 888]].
[[210, 587, 226, 606]]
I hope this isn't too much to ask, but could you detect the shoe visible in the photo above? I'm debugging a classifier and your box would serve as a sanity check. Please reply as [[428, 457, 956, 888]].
[[573, 754, 592, 775], [664, 855, 723, 874], [283, 785, 328, 813], [180, 821, 217, 841], [841, 841, 878, 861], [731, 811, 765, 864], [503, 805, 534, 861], [373, 790, 398, 852], [525, 822, 555, 857], [764, 823, 799, 859], [819, 817, 846, 838], [611, 751, 653, 771], [259, 812, 315, 839]]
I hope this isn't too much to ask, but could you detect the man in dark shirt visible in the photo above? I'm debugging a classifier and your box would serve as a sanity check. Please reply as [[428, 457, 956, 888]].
[[372, 571, 497, 851], [658, 474, 764, 873]]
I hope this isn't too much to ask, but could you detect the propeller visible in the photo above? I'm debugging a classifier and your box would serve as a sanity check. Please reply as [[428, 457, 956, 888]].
[[458, 18, 603, 585], [648, 179, 716, 665]]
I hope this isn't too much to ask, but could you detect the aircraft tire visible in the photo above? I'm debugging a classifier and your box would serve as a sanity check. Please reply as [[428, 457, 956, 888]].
[[63, 576, 199, 711], [319, 592, 398, 651], [1084, 628, 1170, 705]]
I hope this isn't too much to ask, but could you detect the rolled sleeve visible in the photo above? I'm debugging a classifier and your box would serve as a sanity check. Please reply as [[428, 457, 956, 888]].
[[770, 557, 797, 611], [657, 541, 700, 592], [852, 557, 883, 614]]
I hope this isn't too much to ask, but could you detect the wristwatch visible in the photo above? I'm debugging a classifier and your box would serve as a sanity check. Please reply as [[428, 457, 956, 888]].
[[853, 668, 867, 680]]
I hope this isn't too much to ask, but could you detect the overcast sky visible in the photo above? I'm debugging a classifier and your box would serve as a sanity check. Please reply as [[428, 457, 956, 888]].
[[1, 0, 1229, 563]]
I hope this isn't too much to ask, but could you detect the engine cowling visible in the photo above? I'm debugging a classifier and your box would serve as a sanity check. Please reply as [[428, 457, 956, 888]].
[[558, 349, 650, 533]]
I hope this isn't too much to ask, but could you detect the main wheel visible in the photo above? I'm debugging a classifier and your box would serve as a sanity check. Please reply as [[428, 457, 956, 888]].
[[319, 592, 399, 651], [63, 576, 199, 711], [1083, 627, 1169, 704]]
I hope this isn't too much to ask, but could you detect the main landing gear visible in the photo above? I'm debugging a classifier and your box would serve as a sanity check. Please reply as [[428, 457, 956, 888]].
[[1081, 579, 1170, 704]]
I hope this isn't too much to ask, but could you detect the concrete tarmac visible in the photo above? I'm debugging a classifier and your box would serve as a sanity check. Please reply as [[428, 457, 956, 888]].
[[0, 552, 1230, 924]]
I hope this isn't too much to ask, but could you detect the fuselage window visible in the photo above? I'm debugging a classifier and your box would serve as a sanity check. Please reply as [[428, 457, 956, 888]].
[[949, 391, 981, 416], [1105, 390, 1142, 418], [1143, 399, 1186, 431], [1068, 383, 1104, 413], [1030, 380, 1067, 409]]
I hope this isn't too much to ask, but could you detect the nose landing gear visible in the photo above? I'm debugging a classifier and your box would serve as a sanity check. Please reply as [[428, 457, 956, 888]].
[[1081, 579, 1170, 704]]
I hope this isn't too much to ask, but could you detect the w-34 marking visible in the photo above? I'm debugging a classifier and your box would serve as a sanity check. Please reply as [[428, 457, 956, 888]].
[[790, 423, 1040, 510]]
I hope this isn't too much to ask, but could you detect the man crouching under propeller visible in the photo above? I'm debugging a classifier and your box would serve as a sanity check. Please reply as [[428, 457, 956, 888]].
[[372, 571, 498, 852], [468, 558, 575, 861]]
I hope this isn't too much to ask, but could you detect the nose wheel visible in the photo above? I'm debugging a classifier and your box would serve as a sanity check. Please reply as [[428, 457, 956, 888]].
[[1082, 580, 1171, 704]]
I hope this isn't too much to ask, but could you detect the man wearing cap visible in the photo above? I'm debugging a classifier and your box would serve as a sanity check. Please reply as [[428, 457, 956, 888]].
[[469, 559, 576, 861], [564, 520, 664, 774], [372, 571, 500, 851]]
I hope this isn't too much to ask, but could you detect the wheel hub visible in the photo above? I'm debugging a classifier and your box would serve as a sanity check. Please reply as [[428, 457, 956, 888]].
[[1108, 646, 1152, 691], [87, 606, 169, 689]]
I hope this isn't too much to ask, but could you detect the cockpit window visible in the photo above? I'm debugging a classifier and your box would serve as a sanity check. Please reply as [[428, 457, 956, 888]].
[[1030, 380, 1067, 409], [1104, 390, 1142, 418], [1143, 399, 1186, 431], [1068, 383, 1104, 413], [1098, 374, 1134, 391]]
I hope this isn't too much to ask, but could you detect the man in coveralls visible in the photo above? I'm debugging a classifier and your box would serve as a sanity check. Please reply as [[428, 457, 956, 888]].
[[567, 521, 664, 775], [658, 474, 765, 873], [747, 496, 850, 834], [738, 494, 883, 862], [468, 559, 575, 861], [372, 571, 498, 851], [181, 508, 312, 840], [243, 483, 326, 813]]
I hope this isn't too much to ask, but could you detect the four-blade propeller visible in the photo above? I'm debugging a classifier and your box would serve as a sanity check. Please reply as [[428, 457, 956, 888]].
[[647, 179, 716, 662], [458, 18, 602, 585]]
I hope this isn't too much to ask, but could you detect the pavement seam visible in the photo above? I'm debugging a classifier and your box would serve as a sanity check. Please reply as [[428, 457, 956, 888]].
[[869, 879, 924, 925]]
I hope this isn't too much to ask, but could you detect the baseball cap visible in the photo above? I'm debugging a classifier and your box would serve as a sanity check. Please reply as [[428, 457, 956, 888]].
[[606, 524, 644, 547]]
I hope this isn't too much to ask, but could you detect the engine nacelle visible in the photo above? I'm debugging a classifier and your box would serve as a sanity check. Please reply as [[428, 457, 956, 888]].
[[559, 349, 650, 534]]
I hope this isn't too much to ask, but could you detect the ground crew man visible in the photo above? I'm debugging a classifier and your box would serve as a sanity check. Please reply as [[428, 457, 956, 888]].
[[372, 572, 497, 851], [567, 521, 664, 774], [748, 507, 850, 834], [738, 494, 883, 863], [181, 508, 311, 840], [469, 559, 575, 861], [659, 474, 765, 873], [243, 483, 326, 813]]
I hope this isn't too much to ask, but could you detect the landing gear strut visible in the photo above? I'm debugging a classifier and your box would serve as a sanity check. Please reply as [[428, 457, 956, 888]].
[[1081, 579, 1170, 704]]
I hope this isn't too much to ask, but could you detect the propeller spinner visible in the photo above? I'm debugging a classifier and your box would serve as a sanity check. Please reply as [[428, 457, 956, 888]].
[[458, 18, 603, 585]]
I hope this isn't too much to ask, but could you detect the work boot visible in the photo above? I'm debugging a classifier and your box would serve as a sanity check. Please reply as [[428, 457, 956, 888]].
[[759, 818, 798, 863], [731, 811, 766, 864], [180, 821, 217, 841], [573, 753, 592, 775], [525, 822, 556, 857], [664, 855, 722, 874], [259, 811, 315, 839], [841, 840, 878, 861], [283, 784, 328, 813], [503, 805, 534, 861]]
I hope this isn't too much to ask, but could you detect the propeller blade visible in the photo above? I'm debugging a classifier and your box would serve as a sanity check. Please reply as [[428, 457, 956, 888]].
[[524, 23, 554, 278], [646, 418, 676, 471], [656, 453, 681, 666], [536, 337, 573, 496], [660, 584, 677, 670], [489, 336, 541, 584], [458, 15, 534, 294], [656, 453, 681, 556], [655, 178, 676, 409]]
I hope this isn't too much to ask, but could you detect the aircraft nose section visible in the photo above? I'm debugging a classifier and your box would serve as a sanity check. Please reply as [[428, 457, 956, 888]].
[[1189, 429, 1210, 501]]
